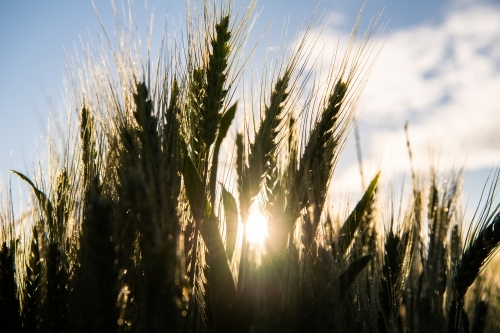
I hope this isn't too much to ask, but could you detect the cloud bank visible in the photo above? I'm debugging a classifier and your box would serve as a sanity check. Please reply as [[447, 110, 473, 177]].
[[324, 3, 500, 193]]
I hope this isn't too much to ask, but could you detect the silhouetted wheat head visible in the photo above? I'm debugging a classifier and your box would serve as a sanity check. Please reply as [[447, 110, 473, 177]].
[[0, 1, 499, 332]]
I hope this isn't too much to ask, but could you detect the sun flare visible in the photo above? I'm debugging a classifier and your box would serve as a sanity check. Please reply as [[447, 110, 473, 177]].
[[246, 206, 269, 246]]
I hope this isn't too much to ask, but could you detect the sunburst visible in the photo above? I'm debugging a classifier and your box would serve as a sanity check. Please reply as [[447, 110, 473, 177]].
[[246, 204, 268, 247]]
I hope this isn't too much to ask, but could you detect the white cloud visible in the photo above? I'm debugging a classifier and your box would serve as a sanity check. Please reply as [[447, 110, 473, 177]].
[[328, 3, 500, 193]]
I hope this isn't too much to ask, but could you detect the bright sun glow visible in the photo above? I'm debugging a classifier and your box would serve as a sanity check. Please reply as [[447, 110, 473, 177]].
[[246, 205, 268, 246]]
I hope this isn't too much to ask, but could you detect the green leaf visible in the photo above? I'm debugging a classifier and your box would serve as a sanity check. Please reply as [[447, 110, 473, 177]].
[[180, 140, 236, 328], [203, 214, 237, 330], [337, 172, 380, 254], [218, 103, 238, 147], [180, 141, 205, 222], [338, 254, 372, 302], [221, 186, 238, 261], [11, 170, 54, 233], [210, 102, 237, 204]]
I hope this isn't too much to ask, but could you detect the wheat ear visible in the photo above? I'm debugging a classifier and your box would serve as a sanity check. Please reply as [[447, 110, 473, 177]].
[[454, 212, 500, 299]]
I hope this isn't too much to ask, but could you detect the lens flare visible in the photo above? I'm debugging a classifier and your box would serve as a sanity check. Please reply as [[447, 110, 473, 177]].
[[246, 205, 268, 246]]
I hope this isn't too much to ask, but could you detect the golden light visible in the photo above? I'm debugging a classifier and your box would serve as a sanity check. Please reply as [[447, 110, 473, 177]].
[[246, 204, 268, 246]]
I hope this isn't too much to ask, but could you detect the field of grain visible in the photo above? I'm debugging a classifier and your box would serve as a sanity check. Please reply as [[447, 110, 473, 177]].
[[0, 1, 499, 332]]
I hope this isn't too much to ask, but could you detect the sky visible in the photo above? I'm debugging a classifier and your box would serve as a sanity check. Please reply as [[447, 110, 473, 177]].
[[1, 0, 499, 222]]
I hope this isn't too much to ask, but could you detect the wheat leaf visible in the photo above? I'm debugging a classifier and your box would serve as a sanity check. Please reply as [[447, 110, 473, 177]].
[[11, 170, 54, 232], [221, 185, 238, 261], [181, 142, 236, 327], [210, 102, 237, 203], [203, 214, 237, 329], [338, 254, 372, 302], [337, 172, 380, 254], [180, 141, 205, 222], [218, 103, 238, 146]]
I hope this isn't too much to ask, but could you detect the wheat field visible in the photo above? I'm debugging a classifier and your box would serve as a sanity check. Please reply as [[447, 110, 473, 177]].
[[0, 1, 499, 332]]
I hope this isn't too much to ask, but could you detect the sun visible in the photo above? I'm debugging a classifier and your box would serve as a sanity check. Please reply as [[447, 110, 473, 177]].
[[246, 204, 268, 246]]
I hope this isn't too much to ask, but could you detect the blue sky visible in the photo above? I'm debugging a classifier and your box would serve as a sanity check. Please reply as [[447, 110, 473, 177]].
[[1, 0, 499, 221]]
